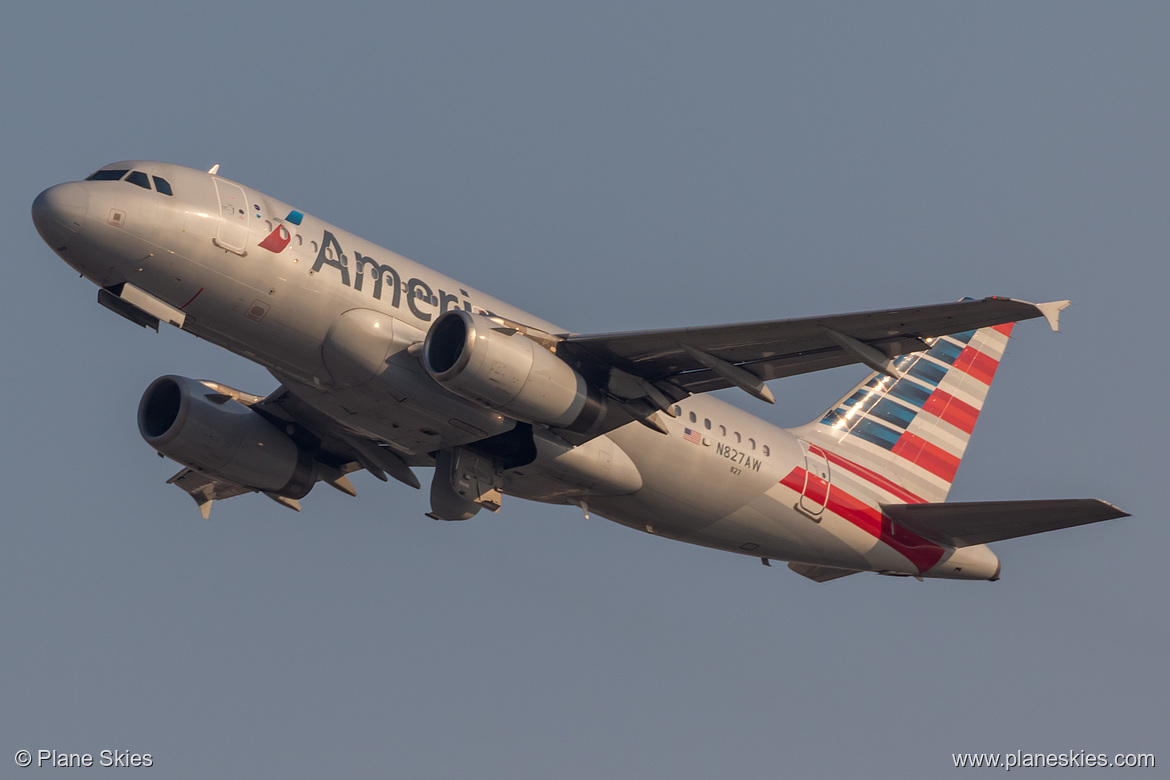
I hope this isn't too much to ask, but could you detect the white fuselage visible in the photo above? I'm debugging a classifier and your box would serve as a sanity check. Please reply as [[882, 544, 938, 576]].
[[32, 161, 1000, 580]]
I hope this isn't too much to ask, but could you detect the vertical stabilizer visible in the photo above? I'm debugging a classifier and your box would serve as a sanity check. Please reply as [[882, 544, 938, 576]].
[[793, 319, 1016, 503]]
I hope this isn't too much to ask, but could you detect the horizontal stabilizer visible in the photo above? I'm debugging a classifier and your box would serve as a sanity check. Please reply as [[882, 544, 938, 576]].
[[787, 562, 862, 582], [882, 499, 1129, 547]]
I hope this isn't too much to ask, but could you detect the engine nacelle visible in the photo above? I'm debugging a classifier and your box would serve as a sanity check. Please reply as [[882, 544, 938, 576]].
[[138, 375, 317, 498], [423, 310, 605, 432]]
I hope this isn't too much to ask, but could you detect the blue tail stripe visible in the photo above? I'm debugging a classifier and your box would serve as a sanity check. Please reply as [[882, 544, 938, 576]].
[[841, 389, 869, 409], [820, 410, 844, 426], [928, 338, 964, 364], [947, 329, 976, 344], [887, 379, 931, 408], [907, 359, 947, 387], [849, 417, 901, 449], [869, 397, 917, 429]]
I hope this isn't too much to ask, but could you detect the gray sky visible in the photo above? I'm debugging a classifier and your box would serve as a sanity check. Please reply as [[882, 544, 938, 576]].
[[2, 2, 1165, 777]]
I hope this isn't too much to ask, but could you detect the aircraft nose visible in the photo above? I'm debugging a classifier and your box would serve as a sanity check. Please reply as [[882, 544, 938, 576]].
[[32, 182, 90, 246]]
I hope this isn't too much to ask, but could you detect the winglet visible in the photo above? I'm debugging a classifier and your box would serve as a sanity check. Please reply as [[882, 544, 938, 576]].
[[1034, 299, 1072, 332]]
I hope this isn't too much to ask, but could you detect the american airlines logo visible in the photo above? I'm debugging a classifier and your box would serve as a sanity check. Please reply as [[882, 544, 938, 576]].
[[258, 210, 302, 253], [310, 230, 483, 323]]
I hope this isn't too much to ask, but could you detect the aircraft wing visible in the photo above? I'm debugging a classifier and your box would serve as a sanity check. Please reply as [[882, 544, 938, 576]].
[[558, 297, 1069, 403], [881, 499, 1129, 547], [166, 468, 254, 519], [158, 382, 408, 517], [250, 386, 421, 489]]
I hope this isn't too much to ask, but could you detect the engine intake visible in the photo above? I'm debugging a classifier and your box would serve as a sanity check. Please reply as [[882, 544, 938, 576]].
[[423, 310, 605, 432], [138, 375, 317, 498]]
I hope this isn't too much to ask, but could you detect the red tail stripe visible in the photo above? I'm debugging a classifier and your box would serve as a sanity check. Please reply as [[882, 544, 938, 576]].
[[892, 432, 961, 482], [952, 346, 1000, 385], [820, 450, 926, 504], [992, 322, 1015, 336], [780, 467, 806, 494], [921, 389, 980, 435], [779, 467, 946, 573]]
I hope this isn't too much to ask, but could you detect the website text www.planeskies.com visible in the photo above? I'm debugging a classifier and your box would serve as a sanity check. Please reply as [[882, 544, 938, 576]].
[[952, 750, 1154, 771]]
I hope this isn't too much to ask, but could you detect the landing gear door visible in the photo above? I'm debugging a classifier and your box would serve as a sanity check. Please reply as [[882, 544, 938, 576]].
[[798, 441, 832, 518], [212, 178, 249, 255]]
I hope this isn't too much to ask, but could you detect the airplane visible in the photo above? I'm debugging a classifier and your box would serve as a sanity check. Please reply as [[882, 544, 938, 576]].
[[31, 160, 1128, 582]]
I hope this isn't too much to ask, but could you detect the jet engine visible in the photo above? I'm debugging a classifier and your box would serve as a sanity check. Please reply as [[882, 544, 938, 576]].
[[422, 310, 605, 432], [138, 375, 317, 498]]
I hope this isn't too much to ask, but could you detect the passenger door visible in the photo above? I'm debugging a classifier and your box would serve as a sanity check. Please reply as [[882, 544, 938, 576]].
[[798, 442, 832, 518], [212, 178, 249, 255]]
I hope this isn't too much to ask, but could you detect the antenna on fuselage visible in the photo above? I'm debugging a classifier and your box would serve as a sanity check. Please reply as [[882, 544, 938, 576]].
[[207, 164, 220, 175]]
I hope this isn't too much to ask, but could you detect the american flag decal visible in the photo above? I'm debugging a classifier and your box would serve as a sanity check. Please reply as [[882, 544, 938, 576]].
[[683, 428, 702, 445]]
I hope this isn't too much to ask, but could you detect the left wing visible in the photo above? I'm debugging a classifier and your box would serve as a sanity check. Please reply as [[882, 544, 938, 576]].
[[166, 469, 254, 519], [558, 297, 1069, 405], [165, 382, 413, 517]]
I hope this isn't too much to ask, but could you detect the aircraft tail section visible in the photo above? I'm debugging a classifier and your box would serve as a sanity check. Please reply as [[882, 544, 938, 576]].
[[794, 318, 1017, 504]]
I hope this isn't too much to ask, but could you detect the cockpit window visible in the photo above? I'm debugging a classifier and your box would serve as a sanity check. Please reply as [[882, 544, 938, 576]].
[[152, 176, 173, 196], [126, 171, 151, 190], [86, 169, 129, 181]]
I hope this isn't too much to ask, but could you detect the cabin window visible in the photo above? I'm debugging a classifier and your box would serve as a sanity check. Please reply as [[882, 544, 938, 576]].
[[735, 432, 742, 443], [719, 425, 727, 436], [763, 445, 770, 456], [86, 169, 128, 181], [125, 171, 151, 190], [748, 438, 756, 450], [689, 411, 697, 423], [672, 405, 681, 417], [152, 176, 173, 196], [704, 418, 712, 430]]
